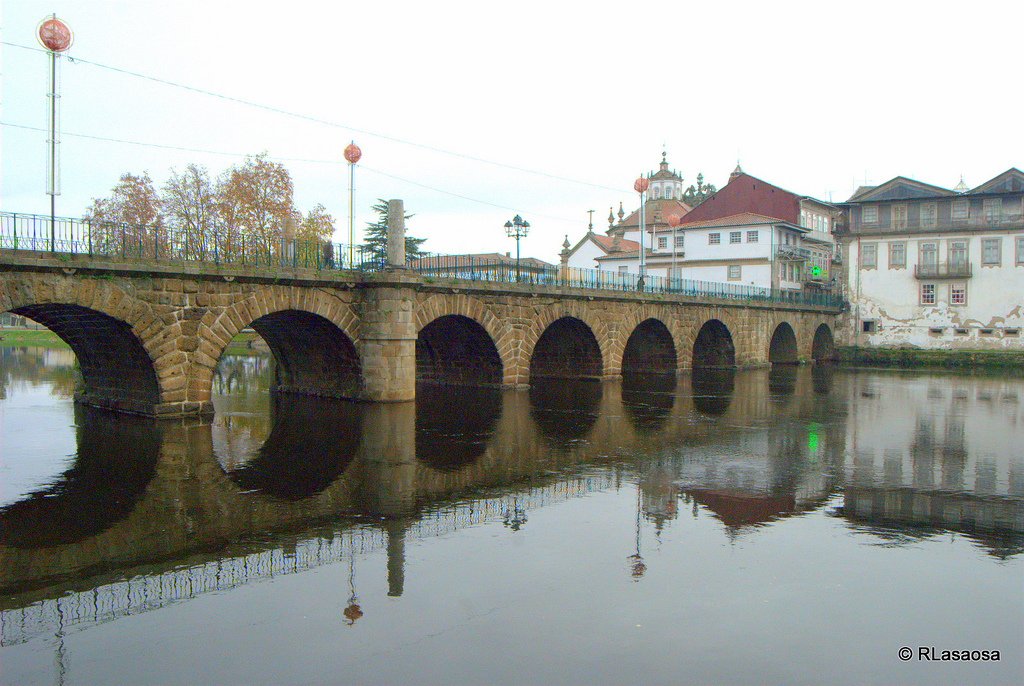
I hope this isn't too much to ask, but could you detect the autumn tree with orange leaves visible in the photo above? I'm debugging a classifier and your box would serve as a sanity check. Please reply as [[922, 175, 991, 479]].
[[85, 153, 335, 262]]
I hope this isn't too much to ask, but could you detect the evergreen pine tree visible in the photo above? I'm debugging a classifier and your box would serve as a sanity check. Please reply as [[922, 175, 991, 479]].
[[360, 199, 427, 267]]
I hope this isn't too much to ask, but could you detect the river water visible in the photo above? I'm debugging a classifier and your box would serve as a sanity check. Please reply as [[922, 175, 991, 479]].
[[1, 346, 1021, 685]]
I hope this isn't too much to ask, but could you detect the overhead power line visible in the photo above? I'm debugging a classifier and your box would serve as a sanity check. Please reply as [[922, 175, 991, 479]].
[[2, 122, 584, 224], [2, 41, 624, 195]]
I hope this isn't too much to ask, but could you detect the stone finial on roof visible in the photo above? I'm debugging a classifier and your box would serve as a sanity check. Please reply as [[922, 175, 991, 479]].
[[617, 202, 625, 223], [609, 231, 622, 253], [608, 207, 615, 230], [953, 176, 970, 194]]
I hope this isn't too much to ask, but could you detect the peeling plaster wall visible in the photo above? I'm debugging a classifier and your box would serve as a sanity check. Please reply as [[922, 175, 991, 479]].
[[844, 233, 1024, 350]]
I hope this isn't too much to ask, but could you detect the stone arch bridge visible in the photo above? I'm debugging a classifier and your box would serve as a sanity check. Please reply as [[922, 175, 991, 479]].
[[1, 253, 840, 417]]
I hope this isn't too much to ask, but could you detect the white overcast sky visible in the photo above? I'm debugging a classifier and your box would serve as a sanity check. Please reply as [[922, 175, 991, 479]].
[[2, 1, 1022, 262]]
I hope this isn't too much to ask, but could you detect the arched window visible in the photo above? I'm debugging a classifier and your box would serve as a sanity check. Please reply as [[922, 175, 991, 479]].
[[653, 187, 661, 199]]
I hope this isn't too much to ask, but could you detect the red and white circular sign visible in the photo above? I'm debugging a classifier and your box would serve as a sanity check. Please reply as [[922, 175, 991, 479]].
[[38, 16, 73, 53]]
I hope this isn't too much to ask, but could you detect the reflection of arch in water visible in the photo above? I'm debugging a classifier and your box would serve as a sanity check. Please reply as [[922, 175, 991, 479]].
[[417, 315, 503, 386], [769, 365, 798, 398], [415, 385, 502, 472], [768, 322, 799, 365], [691, 319, 735, 369], [528, 377, 602, 448], [226, 394, 363, 501], [691, 368, 735, 416], [0, 405, 161, 548], [621, 373, 677, 433], [622, 319, 677, 375], [811, 362, 834, 395], [530, 317, 603, 380], [812, 323, 835, 361]]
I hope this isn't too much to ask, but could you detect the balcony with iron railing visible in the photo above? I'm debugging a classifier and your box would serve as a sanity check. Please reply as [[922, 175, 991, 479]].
[[776, 245, 811, 261], [914, 262, 973, 279]]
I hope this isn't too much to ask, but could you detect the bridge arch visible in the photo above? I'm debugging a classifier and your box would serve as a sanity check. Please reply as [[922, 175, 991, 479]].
[[691, 319, 736, 368], [622, 317, 678, 375], [416, 314, 502, 385], [530, 316, 603, 380], [414, 294, 515, 385], [6, 301, 162, 414], [768, 322, 799, 364], [812, 323, 836, 361], [243, 309, 362, 398]]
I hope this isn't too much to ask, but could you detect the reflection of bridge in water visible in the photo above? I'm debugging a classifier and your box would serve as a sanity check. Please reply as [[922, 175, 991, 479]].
[[1, 468, 617, 648]]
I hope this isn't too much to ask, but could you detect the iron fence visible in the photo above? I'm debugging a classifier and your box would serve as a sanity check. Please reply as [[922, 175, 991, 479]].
[[2, 212, 843, 309], [0, 212, 384, 271], [411, 254, 843, 308]]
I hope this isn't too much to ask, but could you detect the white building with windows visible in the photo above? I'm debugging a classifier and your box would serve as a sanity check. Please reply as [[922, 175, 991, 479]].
[[595, 213, 833, 292], [837, 168, 1024, 349]]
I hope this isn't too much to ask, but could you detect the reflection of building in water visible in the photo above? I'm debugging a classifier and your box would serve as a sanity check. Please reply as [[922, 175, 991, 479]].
[[841, 374, 1023, 535], [640, 417, 839, 534]]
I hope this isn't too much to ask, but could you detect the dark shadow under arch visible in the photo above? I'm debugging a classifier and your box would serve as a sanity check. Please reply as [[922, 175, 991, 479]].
[[249, 310, 361, 398], [691, 319, 735, 369], [812, 323, 835, 361], [530, 316, 602, 380], [768, 322, 799, 364], [622, 318, 677, 376], [11, 303, 160, 413], [417, 315, 502, 386]]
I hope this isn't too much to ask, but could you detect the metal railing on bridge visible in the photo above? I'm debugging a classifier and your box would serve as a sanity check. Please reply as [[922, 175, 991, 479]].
[[0, 211, 386, 271], [412, 253, 843, 309], [2, 212, 843, 309]]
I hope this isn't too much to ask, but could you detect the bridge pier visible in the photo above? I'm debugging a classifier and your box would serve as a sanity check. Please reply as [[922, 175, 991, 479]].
[[359, 281, 418, 402]]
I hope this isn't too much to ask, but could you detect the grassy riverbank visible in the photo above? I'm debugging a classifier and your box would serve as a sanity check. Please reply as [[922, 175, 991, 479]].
[[0, 327, 263, 356], [836, 346, 1024, 372]]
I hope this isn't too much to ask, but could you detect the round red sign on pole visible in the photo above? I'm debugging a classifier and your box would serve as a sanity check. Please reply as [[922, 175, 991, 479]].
[[38, 16, 73, 52], [344, 142, 362, 164], [634, 177, 649, 193]]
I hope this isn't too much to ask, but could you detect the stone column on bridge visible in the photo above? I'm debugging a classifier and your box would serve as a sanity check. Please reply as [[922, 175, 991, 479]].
[[386, 199, 406, 269]]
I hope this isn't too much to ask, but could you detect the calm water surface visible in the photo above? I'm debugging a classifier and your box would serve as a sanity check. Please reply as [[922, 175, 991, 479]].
[[1, 346, 1021, 685]]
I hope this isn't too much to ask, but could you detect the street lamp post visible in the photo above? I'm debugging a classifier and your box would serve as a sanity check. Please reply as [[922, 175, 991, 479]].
[[504, 215, 530, 282]]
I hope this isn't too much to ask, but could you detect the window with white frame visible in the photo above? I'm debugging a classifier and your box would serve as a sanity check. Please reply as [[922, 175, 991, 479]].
[[982, 238, 1001, 265], [920, 202, 937, 228], [747, 230, 758, 243], [921, 283, 936, 305], [862, 205, 878, 223], [675, 234, 685, 247], [1017, 236, 1024, 265], [709, 233, 720, 244], [729, 231, 741, 244], [658, 236, 668, 250], [983, 198, 1001, 222], [952, 199, 968, 221], [862, 243, 877, 269], [653, 187, 660, 200], [949, 240, 968, 266], [950, 283, 967, 306], [892, 204, 907, 230], [618, 265, 628, 273], [920, 242, 938, 267], [889, 242, 906, 268], [728, 265, 741, 280]]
